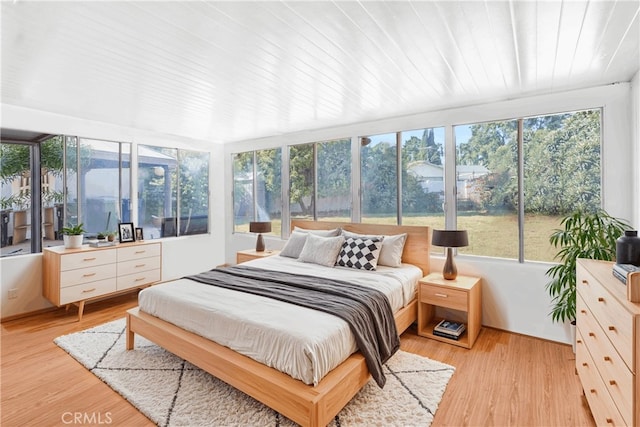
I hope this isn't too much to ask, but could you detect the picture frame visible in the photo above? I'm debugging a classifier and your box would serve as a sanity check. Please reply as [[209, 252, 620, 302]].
[[135, 227, 144, 241], [118, 222, 135, 243]]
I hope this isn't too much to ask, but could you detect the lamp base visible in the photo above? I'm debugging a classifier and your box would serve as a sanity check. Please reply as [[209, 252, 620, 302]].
[[442, 247, 457, 280], [256, 234, 265, 252]]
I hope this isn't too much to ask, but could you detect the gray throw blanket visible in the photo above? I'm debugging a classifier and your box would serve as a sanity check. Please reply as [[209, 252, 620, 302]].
[[185, 265, 400, 387]]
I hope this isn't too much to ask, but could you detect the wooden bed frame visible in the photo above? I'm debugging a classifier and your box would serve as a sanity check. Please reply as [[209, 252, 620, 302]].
[[126, 220, 430, 427]]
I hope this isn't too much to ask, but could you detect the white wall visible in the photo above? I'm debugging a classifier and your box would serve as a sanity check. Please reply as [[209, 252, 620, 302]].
[[224, 83, 636, 344], [0, 104, 227, 319], [632, 71, 640, 227]]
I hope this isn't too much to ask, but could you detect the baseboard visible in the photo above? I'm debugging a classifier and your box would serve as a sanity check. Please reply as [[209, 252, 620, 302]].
[[1, 306, 58, 323]]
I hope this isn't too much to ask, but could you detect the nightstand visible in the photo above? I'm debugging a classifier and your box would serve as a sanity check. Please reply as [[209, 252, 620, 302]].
[[417, 273, 482, 349], [236, 249, 280, 264]]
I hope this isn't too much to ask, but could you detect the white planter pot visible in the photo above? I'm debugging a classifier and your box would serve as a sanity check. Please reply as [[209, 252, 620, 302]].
[[63, 234, 84, 249]]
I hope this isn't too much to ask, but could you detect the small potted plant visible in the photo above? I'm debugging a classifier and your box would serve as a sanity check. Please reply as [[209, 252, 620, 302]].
[[96, 232, 106, 241], [62, 223, 86, 249], [106, 231, 116, 242]]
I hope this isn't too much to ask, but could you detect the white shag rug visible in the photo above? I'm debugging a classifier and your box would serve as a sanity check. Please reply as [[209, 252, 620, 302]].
[[55, 319, 455, 427]]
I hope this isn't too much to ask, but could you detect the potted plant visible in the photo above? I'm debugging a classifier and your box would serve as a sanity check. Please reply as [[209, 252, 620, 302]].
[[545, 210, 629, 348], [62, 223, 86, 249]]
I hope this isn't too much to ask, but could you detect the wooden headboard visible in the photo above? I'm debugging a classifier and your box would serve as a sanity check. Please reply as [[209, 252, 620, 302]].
[[290, 220, 431, 276]]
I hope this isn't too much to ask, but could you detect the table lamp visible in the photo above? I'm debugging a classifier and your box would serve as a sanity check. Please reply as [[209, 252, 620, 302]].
[[249, 221, 271, 252], [432, 229, 469, 280]]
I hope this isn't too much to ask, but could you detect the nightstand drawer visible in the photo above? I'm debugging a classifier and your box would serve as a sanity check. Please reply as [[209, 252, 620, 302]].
[[419, 283, 467, 311]]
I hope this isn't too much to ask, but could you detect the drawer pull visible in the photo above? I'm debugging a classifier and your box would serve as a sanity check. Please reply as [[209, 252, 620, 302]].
[[598, 297, 605, 302], [589, 389, 596, 394], [82, 273, 96, 277], [83, 257, 97, 261], [434, 293, 448, 298], [135, 277, 146, 282], [588, 332, 595, 337], [603, 356, 611, 361], [576, 339, 582, 344], [135, 250, 146, 254], [609, 380, 616, 385], [582, 362, 588, 367], [81, 288, 96, 293], [606, 419, 613, 424], [608, 326, 615, 331], [581, 279, 589, 285], [135, 264, 145, 268], [580, 309, 587, 314]]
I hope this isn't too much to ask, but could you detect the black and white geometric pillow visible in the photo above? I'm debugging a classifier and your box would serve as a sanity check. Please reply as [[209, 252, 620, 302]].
[[336, 237, 382, 270]]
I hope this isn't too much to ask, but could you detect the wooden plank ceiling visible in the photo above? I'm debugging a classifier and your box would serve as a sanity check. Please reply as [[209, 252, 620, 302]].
[[1, 1, 638, 145]]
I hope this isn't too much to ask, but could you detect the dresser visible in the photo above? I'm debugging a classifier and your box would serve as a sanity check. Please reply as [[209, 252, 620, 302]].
[[43, 242, 162, 320], [576, 258, 639, 426]]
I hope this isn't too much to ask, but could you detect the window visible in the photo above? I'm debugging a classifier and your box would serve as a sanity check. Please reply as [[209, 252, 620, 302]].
[[1, 133, 64, 257], [454, 109, 601, 261], [455, 120, 519, 258], [360, 128, 445, 228], [523, 110, 601, 261], [233, 148, 282, 234], [317, 139, 351, 221], [138, 146, 208, 239], [178, 149, 210, 236], [401, 128, 445, 230], [361, 133, 397, 224], [289, 139, 352, 222], [289, 143, 314, 221], [66, 137, 131, 237]]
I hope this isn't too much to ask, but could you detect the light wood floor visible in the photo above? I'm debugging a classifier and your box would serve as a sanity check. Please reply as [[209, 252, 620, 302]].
[[2, 293, 595, 427]]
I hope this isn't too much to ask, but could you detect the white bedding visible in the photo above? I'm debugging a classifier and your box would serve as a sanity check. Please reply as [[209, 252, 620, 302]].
[[138, 256, 422, 385]]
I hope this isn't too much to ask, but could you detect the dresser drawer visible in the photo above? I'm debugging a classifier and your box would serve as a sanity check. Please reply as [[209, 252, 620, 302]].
[[59, 278, 117, 305], [60, 264, 117, 288], [117, 268, 161, 291], [576, 329, 628, 427], [118, 257, 161, 276], [118, 243, 161, 261], [419, 283, 467, 311], [577, 295, 634, 425], [578, 266, 635, 369], [60, 249, 117, 271]]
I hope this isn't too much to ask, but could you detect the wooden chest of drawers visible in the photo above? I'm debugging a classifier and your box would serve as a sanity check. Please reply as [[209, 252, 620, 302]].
[[43, 242, 162, 320], [576, 259, 639, 426]]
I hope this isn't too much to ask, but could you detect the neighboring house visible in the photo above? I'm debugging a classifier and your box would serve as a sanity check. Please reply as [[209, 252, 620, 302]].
[[407, 161, 490, 202]]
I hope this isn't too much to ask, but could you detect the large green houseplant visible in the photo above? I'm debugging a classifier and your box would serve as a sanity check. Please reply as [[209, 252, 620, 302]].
[[546, 210, 629, 323]]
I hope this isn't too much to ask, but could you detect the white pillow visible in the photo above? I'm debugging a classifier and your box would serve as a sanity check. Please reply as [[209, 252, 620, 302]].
[[293, 226, 341, 237], [378, 233, 407, 267], [279, 231, 308, 258], [336, 237, 382, 270], [298, 234, 344, 267], [342, 230, 407, 267]]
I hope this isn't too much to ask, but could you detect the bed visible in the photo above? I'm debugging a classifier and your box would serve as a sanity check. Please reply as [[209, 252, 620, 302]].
[[126, 220, 430, 426]]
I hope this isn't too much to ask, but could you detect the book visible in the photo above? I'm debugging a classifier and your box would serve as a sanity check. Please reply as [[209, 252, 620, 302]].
[[89, 241, 116, 248], [433, 329, 464, 340], [434, 319, 466, 336]]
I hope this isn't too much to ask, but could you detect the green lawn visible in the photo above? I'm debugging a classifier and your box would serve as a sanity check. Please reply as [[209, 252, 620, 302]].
[[236, 213, 562, 263]]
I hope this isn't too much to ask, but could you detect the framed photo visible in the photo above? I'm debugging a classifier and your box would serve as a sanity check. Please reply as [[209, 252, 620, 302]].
[[135, 227, 144, 241], [118, 222, 135, 243]]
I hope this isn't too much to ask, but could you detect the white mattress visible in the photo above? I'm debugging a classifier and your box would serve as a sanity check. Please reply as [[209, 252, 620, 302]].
[[138, 256, 422, 385]]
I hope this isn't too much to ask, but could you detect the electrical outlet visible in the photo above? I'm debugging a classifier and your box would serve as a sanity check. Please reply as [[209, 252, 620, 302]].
[[8, 289, 18, 299]]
